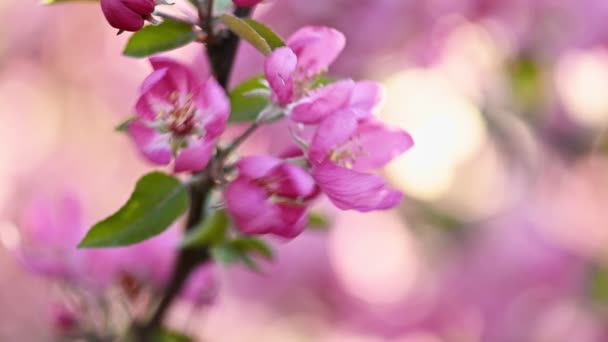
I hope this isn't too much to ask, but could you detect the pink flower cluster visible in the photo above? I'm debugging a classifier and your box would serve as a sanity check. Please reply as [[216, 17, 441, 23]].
[[126, 26, 413, 239]]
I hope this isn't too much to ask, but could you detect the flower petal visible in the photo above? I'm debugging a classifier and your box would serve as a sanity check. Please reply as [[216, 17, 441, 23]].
[[308, 109, 359, 164], [149, 57, 198, 98], [351, 119, 414, 171], [264, 47, 297, 106], [237, 155, 282, 179], [173, 138, 214, 173], [287, 26, 346, 79], [225, 178, 279, 235], [100, 0, 146, 32], [128, 120, 172, 165], [312, 161, 403, 212], [290, 79, 355, 124], [267, 163, 316, 199], [272, 204, 308, 238], [349, 81, 384, 114], [195, 77, 230, 138]]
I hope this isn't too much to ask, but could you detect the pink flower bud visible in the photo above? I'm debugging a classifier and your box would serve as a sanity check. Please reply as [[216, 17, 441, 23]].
[[233, 0, 263, 7], [100, 0, 156, 32]]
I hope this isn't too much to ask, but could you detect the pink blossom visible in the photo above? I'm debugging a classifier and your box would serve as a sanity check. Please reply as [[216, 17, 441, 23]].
[[233, 0, 263, 7], [308, 110, 413, 211], [100, 0, 156, 32], [180, 264, 217, 307], [224, 155, 317, 238], [264, 26, 345, 106], [128, 57, 229, 173], [17, 192, 86, 279]]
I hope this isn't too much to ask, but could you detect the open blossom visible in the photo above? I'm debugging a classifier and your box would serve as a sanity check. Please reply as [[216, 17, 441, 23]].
[[100, 0, 157, 32], [308, 109, 413, 211], [128, 57, 229, 173], [264, 26, 385, 124], [224, 155, 317, 238]]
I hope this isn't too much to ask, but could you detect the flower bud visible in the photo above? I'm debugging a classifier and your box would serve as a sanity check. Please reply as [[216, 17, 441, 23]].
[[233, 0, 263, 7], [100, 0, 156, 32]]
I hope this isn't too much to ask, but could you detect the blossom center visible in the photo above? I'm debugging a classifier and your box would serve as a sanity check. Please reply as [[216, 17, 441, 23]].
[[329, 136, 365, 169], [162, 92, 198, 137]]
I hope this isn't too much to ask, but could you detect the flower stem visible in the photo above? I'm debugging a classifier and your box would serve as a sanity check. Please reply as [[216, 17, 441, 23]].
[[133, 5, 254, 341]]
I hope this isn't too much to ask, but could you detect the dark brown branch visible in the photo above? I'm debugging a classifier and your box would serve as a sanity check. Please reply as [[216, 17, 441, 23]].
[[133, 5, 254, 341]]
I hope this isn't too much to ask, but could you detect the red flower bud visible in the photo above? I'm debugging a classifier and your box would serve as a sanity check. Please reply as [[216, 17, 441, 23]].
[[232, 0, 263, 7], [100, 0, 156, 32]]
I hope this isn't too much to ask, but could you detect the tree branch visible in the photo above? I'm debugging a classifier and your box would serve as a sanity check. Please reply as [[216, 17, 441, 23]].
[[133, 5, 255, 341]]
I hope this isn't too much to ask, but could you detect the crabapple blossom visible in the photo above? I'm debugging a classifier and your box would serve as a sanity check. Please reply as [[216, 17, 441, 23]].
[[224, 155, 317, 238], [308, 110, 413, 211], [264, 26, 346, 108], [128, 57, 229, 173]]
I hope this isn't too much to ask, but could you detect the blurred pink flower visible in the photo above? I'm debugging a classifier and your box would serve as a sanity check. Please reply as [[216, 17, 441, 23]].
[[224, 155, 317, 238], [128, 57, 229, 173], [180, 264, 218, 307], [17, 192, 86, 280], [100, 0, 156, 32]]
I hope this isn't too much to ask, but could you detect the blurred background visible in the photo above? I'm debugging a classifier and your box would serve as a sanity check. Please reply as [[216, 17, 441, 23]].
[[2, 0, 608, 340]]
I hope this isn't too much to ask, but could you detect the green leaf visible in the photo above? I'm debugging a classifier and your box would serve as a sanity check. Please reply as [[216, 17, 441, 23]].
[[123, 20, 198, 58], [211, 237, 274, 271], [220, 14, 272, 55], [229, 75, 269, 123], [210, 243, 241, 264], [231, 237, 274, 259], [180, 210, 229, 249], [242, 19, 285, 50], [115, 117, 137, 132], [308, 211, 331, 230], [589, 265, 608, 304], [78, 172, 188, 248], [153, 328, 192, 342]]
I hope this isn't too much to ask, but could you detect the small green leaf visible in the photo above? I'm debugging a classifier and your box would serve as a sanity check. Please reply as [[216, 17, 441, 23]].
[[123, 20, 198, 58], [308, 211, 331, 230], [211, 237, 274, 271], [231, 237, 274, 259], [180, 210, 229, 249], [229, 75, 269, 123], [78, 172, 188, 248], [115, 117, 137, 132], [589, 265, 608, 304], [242, 19, 285, 50], [153, 328, 192, 342], [210, 243, 242, 264], [220, 14, 272, 55]]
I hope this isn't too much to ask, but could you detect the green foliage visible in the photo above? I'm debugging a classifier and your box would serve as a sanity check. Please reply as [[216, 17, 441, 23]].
[[115, 117, 137, 132], [211, 236, 274, 271], [153, 328, 192, 342], [228, 75, 269, 122], [180, 210, 229, 249], [123, 20, 198, 58], [220, 15, 285, 56], [78, 172, 188, 248], [242, 19, 286, 50], [308, 211, 331, 230], [589, 265, 608, 304]]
